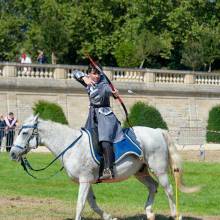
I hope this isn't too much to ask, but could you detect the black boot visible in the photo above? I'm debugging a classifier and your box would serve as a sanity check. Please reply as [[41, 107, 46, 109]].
[[100, 141, 114, 180]]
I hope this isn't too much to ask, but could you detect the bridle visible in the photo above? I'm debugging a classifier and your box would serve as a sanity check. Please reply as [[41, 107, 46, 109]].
[[14, 122, 83, 179], [15, 123, 40, 152]]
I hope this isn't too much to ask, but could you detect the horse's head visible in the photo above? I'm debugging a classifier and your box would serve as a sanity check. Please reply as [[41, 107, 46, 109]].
[[10, 115, 40, 161]]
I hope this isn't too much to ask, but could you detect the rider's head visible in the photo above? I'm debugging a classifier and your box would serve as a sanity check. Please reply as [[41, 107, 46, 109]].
[[87, 63, 102, 83]]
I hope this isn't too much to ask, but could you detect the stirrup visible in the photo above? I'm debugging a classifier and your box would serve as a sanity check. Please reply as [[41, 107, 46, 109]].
[[99, 168, 113, 180]]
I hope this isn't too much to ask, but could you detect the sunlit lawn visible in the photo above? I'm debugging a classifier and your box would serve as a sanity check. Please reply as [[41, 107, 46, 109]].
[[0, 152, 219, 219]]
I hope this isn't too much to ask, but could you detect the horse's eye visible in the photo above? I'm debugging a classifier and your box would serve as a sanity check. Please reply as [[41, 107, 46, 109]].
[[22, 132, 28, 135]]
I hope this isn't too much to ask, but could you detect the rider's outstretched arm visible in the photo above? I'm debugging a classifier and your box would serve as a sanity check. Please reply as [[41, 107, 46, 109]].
[[72, 70, 87, 87]]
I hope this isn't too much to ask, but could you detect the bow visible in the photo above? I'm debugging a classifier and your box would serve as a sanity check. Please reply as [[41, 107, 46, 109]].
[[85, 53, 132, 127]]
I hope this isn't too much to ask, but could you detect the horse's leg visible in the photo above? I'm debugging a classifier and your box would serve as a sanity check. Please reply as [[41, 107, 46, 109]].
[[87, 186, 117, 220], [135, 167, 158, 220], [157, 173, 176, 218], [75, 182, 90, 220]]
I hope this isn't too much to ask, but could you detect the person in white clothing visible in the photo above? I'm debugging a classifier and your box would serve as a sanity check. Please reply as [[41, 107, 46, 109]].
[[4, 112, 18, 152], [20, 53, 32, 73]]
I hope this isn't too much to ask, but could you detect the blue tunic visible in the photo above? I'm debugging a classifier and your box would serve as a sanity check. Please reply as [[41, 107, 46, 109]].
[[73, 70, 124, 143]]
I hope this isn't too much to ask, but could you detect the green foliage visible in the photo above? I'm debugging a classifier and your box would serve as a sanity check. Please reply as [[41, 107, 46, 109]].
[[0, 15, 25, 61], [181, 24, 220, 71], [39, 0, 70, 63], [32, 100, 68, 125], [67, 1, 124, 63], [199, 26, 220, 72], [114, 41, 139, 67], [206, 105, 220, 143], [124, 101, 168, 129], [181, 39, 204, 71], [0, 0, 220, 69], [135, 30, 173, 68]]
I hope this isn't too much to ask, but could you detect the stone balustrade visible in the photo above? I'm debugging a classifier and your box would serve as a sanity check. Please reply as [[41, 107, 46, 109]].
[[195, 72, 220, 85], [0, 62, 220, 86], [155, 71, 185, 84], [112, 68, 145, 82]]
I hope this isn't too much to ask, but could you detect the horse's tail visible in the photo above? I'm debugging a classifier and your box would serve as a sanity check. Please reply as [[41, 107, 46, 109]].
[[161, 130, 201, 193]]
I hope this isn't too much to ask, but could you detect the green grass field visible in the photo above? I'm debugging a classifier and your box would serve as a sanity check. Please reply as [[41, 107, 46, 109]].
[[0, 152, 219, 219]]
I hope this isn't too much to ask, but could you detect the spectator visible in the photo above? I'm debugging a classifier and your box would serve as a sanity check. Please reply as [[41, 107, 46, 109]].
[[37, 50, 46, 64], [20, 52, 31, 64], [0, 115, 6, 151], [4, 112, 18, 152], [20, 52, 26, 63], [20, 52, 32, 73]]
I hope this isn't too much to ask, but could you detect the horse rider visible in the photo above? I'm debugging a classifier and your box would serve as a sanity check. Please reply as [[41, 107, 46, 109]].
[[72, 64, 124, 180]]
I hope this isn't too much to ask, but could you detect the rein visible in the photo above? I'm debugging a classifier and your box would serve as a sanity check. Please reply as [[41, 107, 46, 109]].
[[20, 130, 83, 179], [21, 158, 64, 179]]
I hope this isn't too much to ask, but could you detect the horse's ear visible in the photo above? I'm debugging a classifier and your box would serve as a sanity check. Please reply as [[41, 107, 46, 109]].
[[34, 113, 39, 122]]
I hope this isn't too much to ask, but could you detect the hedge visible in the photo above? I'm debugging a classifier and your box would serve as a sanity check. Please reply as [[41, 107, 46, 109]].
[[206, 105, 220, 143], [32, 100, 68, 125], [123, 101, 168, 129]]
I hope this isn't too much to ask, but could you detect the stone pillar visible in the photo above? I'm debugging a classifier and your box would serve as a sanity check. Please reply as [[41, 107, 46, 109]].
[[3, 65, 17, 77], [54, 67, 66, 79], [184, 73, 195, 84], [144, 70, 155, 83]]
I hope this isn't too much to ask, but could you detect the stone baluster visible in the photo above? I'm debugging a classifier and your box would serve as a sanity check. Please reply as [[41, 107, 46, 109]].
[[49, 69, 53, 78], [177, 74, 180, 83], [125, 71, 130, 81]]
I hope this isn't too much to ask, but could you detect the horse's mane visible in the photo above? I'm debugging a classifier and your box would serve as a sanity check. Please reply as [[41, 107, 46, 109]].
[[24, 115, 72, 131]]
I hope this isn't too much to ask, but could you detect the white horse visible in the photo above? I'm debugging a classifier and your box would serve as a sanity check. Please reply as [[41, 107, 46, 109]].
[[10, 115, 200, 220]]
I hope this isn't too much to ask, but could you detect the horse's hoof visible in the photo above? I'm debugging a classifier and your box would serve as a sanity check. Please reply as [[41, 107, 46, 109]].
[[169, 215, 182, 220], [103, 213, 116, 220], [178, 215, 183, 220], [147, 212, 155, 220]]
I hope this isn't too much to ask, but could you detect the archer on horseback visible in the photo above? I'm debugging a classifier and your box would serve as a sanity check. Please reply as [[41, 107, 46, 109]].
[[72, 62, 125, 180]]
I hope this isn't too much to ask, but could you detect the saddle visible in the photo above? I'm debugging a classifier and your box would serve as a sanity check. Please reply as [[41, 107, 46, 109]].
[[81, 127, 143, 165]]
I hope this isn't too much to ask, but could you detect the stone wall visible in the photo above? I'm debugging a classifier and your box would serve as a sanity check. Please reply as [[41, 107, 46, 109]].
[[1, 62, 220, 142]]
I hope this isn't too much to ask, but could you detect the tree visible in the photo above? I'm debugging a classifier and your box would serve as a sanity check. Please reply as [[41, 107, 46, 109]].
[[114, 30, 172, 68], [200, 26, 220, 72], [39, 0, 70, 63], [181, 24, 220, 71], [0, 15, 25, 61], [181, 39, 204, 71], [114, 1, 174, 68], [114, 41, 139, 67], [67, 0, 126, 64], [0, 0, 220, 68], [134, 30, 172, 68], [167, 0, 220, 70]]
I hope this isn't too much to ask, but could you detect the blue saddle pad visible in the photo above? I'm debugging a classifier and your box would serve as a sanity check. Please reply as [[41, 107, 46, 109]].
[[82, 128, 143, 165]]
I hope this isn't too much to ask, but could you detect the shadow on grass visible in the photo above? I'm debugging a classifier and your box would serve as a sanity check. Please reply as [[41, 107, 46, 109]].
[[65, 214, 203, 220], [125, 214, 203, 220]]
